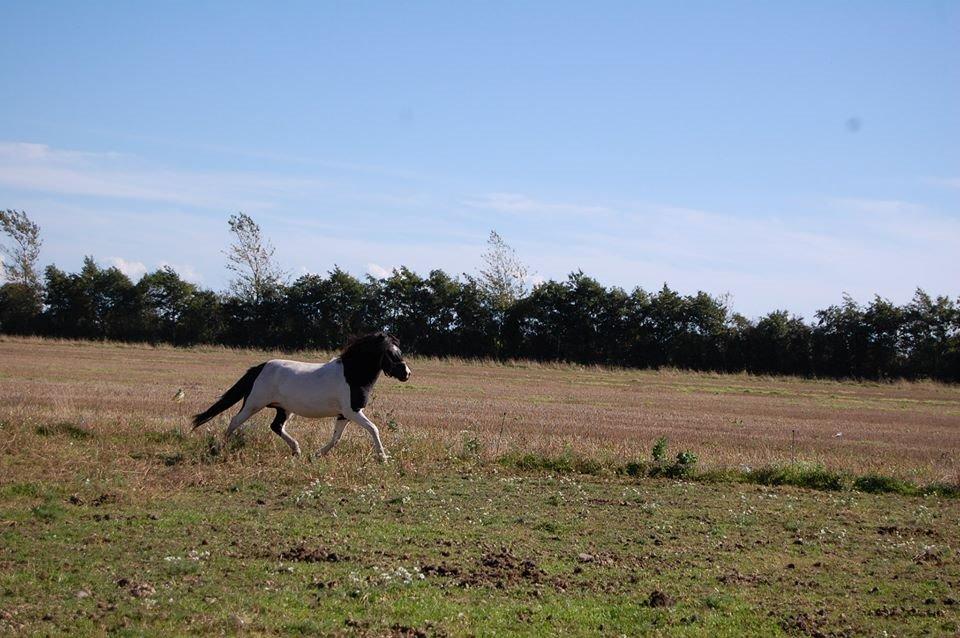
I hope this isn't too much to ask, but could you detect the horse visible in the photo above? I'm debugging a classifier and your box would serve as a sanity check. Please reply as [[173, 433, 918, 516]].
[[191, 333, 411, 462]]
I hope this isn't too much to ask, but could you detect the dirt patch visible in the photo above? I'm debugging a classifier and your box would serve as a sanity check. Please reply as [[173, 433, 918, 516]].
[[647, 590, 675, 608], [449, 548, 557, 589], [912, 546, 943, 565], [877, 525, 938, 539], [116, 578, 155, 598], [718, 570, 769, 586], [389, 623, 434, 637], [874, 605, 946, 619], [575, 551, 618, 566], [279, 545, 345, 563], [421, 563, 462, 578], [91, 493, 119, 507], [779, 611, 827, 637]]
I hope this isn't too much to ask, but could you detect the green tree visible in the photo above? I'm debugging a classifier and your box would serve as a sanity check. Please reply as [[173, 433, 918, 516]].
[[749, 310, 812, 375], [901, 289, 955, 379], [862, 296, 904, 378], [0, 283, 42, 334], [455, 275, 499, 357], [138, 266, 200, 344]]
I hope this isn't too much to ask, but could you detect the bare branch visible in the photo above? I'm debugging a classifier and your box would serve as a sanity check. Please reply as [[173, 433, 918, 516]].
[[479, 230, 530, 310], [0, 209, 43, 290], [223, 212, 287, 303]]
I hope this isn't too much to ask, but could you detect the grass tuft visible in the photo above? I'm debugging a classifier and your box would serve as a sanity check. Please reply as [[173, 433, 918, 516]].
[[853, 474, 919, 496], [145, 429, 186, 444], [620, 460, 649, 477], [745, 463, 845, 491], [1, 482, 52, 499], [922, 482, 960, 498], [506, 452, 605, 476], [188, 432, 247, 464], [695, 468, 746, 484], [31, 499, 66, 521]]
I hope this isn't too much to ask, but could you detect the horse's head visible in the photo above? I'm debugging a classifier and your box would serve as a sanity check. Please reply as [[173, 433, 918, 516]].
[[380, 334, 411, 382]]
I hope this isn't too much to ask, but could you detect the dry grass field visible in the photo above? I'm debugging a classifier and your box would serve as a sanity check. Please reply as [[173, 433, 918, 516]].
[[1, 337, 959, 636], [1, 336, 957, 486]]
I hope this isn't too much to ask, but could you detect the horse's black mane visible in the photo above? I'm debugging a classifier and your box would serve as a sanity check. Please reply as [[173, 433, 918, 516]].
[[339, 332, 399, 360], [338, 332, 401, 412]]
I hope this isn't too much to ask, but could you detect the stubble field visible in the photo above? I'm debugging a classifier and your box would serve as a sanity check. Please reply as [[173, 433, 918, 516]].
[[1, 337, 958, 636]]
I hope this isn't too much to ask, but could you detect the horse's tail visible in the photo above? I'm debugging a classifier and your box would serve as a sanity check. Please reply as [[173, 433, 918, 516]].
[[192, 363, 267, 430]]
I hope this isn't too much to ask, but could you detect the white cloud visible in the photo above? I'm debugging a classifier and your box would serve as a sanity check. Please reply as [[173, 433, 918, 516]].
[[826, 197, 960, 245], [107, 257, 147, 280], [465, 192, 612, 217], [474, 193, 960, 318], [827, 197, 927, 216], [924, 176, 960, 190], [0, 141, 328, 211], [159, 261, 203, 284], [0, 141, 126, 164], [366, 263, 394, 279]]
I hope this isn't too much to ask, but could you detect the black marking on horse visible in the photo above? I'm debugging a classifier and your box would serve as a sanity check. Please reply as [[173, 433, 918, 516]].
[[270, 407, 288, 434], [339, 333, 406, 412], [192, 362, 267, 429]]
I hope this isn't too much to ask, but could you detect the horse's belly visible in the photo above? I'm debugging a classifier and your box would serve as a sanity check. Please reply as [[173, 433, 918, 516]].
[[292, 404, 340, 419], [281, 395, 341, 419]]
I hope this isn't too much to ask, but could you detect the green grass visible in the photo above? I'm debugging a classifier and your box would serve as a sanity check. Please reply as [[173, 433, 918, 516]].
[[745, 463, 846, 491], [503, 451, 958, 500], [1, 471, 957, 636], [853, 474, 920, 496], [506, 451, 605, 475]]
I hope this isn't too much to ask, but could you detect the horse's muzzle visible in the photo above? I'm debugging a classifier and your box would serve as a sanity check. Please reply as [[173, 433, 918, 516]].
[[390, 363, 411, 382]]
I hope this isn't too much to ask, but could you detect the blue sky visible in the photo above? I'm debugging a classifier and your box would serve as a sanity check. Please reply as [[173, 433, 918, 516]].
[[1, 1, 957, 318]]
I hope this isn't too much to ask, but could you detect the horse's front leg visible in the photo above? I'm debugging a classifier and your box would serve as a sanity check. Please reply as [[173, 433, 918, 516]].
[[344, 409, 389, 462], [319, 415, 349, 457]]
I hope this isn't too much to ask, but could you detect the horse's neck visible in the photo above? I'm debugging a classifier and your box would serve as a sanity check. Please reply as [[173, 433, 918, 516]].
[[341, 352, 382, 389]]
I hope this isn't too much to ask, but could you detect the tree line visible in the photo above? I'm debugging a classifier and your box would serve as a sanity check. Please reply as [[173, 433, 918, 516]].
[[1, 210, 957, 381]]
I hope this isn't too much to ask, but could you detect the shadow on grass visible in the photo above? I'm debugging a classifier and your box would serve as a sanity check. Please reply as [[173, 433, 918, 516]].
[[35, 421, 93, 440]]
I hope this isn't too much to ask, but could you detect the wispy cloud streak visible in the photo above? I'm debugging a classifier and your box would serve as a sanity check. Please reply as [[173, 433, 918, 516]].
[[0, 141, 328, 210]]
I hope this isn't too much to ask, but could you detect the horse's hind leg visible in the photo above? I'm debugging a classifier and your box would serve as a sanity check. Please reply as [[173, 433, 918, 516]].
[[320, 415, 349, 456], [225, 401, 261, 437], [269, 408, 300, 456]]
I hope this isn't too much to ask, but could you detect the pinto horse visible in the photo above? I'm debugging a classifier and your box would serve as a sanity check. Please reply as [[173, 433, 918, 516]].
[[192, 333, 411, 461]]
